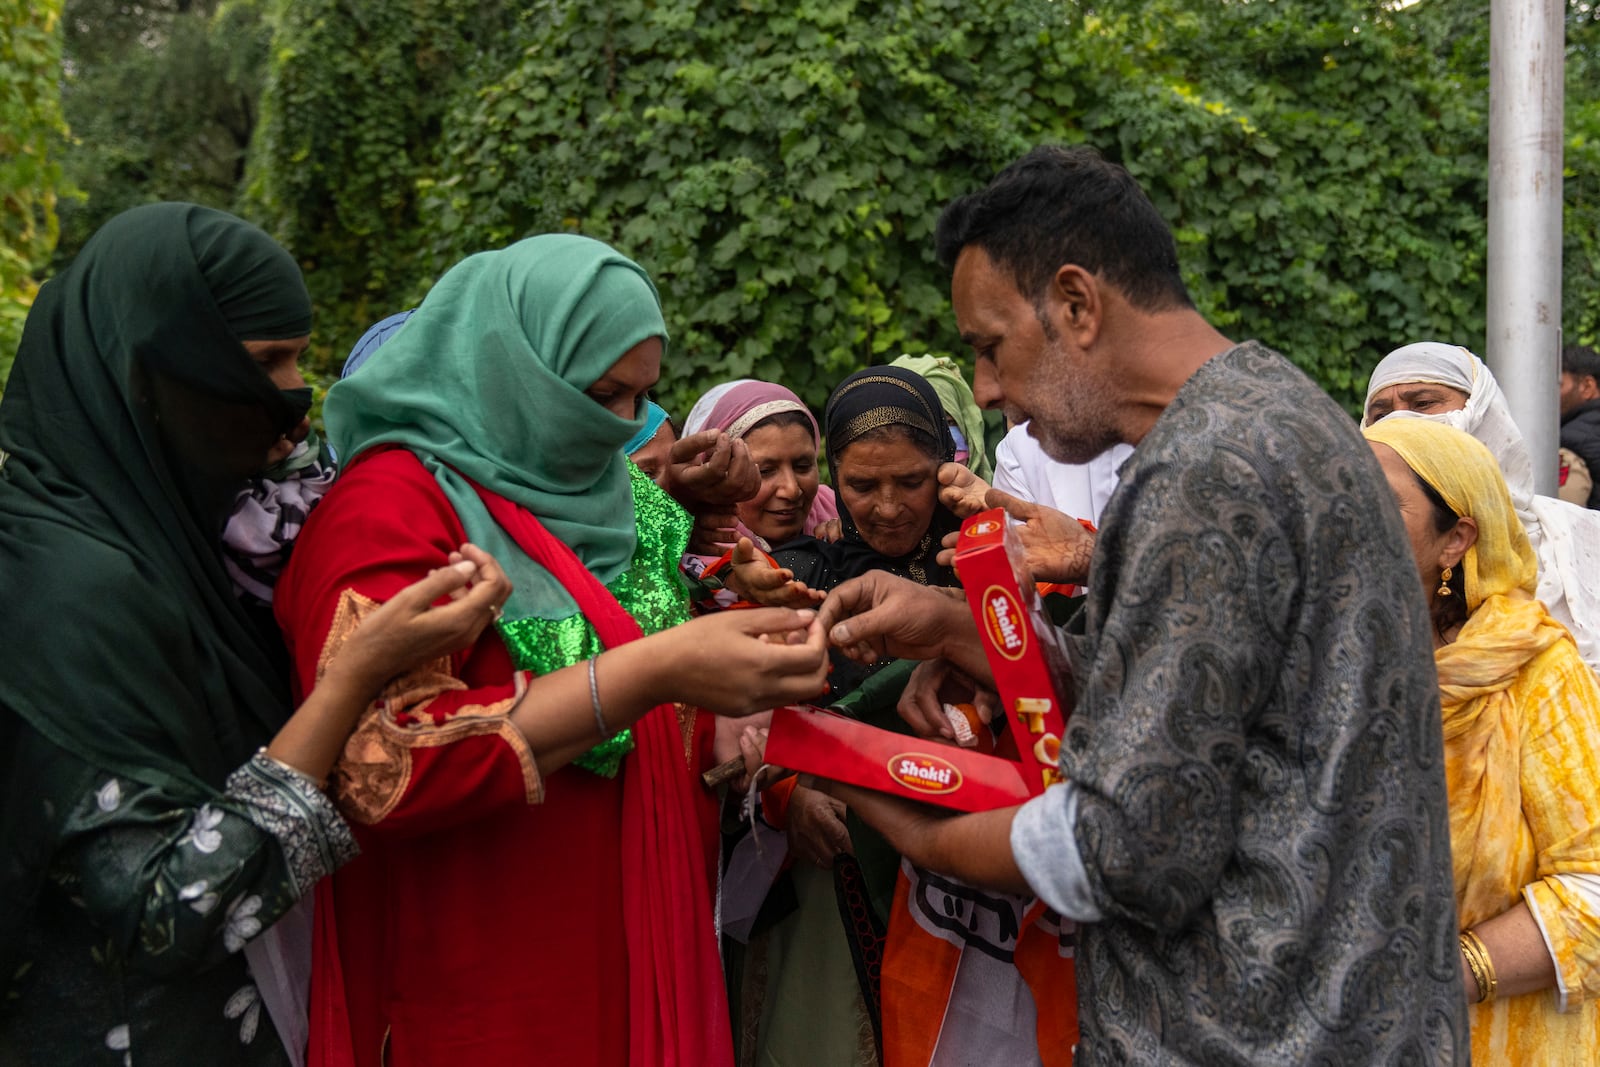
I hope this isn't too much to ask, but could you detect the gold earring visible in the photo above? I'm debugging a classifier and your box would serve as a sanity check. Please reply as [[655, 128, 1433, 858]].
[[1437, 565, 1453, 598]]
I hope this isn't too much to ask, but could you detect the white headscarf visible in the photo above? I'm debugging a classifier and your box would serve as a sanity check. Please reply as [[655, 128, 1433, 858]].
[[1365, 341, 1600, 673], [683, 379, 755, 436]]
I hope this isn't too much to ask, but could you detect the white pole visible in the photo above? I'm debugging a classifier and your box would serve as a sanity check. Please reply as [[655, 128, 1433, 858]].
[[1486, 0, 1565, 497]]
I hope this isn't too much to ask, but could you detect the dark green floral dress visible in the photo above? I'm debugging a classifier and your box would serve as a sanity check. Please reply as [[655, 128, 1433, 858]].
[[0, 205, 355, 1065], [3, 734, 355, 1066]]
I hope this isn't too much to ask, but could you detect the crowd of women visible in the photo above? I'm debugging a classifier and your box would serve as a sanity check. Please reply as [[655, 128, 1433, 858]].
[[1, 201, 1598, 1066]]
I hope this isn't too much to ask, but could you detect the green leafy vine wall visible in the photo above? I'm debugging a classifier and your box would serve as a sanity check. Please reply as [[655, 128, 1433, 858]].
[[7, 0, 1599, 412], [0, 0, 69, 386], [247, 0, 1516, 415]]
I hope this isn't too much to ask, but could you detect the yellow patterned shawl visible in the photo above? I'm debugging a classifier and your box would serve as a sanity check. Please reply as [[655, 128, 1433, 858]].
[[1367, 417, 1600, 1061]]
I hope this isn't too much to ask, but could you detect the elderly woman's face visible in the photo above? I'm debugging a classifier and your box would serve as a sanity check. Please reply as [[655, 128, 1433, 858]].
[[835, 434, 940, 558], [1364, 382, 1469, 425]]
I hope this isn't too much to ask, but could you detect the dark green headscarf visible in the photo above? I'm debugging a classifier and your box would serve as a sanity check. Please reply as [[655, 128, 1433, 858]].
[[325, 233, 667, 621], [0, 203, 312, 797]]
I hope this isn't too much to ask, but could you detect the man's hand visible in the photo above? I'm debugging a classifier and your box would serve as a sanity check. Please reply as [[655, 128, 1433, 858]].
[[816, 782, 1029, 894], [666, 429, 760, 507], [984, 488, 1096, 584], [938, 462, 993, 518], [817, 572, 989, 682]]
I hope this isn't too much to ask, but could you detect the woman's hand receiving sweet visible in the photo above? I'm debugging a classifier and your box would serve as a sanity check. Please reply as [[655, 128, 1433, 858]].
[[660, 607, 830, 716], [898, 658, 998, 743], [723, 537, 826, 609]]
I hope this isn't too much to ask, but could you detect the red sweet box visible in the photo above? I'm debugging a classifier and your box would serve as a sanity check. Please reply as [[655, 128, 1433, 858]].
[[764, 508, 1074, 812]]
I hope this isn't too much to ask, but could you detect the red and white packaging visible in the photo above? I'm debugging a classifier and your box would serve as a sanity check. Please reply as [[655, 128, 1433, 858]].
[[950, 508, 1074, 793], [762, 509, 1074, 812], [763, 704, 1034, 812]]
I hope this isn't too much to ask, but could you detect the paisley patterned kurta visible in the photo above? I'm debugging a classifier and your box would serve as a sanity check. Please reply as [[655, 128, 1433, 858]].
[[1015, 343, 1468, 1064]]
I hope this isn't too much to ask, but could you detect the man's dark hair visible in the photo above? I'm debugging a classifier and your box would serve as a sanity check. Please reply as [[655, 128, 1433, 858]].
[[1562, 343, 1600, 384], [935, 145, 1193, 312]]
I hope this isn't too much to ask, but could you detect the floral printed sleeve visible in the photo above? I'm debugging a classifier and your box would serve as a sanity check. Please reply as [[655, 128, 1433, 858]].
[[49, 749, 356, 978]]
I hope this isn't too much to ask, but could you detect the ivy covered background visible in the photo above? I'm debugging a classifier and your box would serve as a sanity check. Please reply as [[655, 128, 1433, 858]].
[[4, 0, 1598, 417]]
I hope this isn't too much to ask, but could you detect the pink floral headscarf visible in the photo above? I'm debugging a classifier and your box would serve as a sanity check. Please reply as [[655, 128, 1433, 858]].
[[684, 379, 838, 548]]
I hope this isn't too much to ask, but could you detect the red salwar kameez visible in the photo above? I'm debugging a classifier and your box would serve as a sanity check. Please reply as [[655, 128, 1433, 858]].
[[276, 449, 723, 1067]]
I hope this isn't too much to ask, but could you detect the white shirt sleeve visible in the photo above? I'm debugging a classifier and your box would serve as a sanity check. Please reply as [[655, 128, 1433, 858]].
[[1009, 781, 1104, 922]]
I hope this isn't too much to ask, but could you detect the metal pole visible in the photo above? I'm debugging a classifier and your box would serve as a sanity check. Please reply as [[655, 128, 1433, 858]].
[[1486, 0, 1565, 497]]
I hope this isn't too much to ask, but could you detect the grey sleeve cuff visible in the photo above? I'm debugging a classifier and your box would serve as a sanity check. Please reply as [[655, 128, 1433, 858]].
[[1010, 782, 1104, 923], [226, 752, 359, 897]]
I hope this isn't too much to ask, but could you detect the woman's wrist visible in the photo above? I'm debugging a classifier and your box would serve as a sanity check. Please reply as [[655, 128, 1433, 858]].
[[624, 628, 688, 707], [255, 747, 328, 791], [319, 635, 393, 699], [265, 656, 386, 784]]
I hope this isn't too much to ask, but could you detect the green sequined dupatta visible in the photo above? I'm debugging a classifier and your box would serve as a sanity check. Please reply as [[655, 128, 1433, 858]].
[[496, 463, 693, 775]]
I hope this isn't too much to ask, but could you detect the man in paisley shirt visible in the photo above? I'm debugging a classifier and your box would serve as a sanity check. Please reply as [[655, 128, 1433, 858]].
[[816, 146, 1469, 1064]]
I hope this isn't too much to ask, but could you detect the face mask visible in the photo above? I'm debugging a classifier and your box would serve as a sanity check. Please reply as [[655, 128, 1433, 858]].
[[280, 386, 313, 429]]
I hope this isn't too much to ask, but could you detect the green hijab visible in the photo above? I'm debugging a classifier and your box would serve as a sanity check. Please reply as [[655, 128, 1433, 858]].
[[0, 203, 312, 798], [890, 353, 994, 481], [325, 234, 667, 620]]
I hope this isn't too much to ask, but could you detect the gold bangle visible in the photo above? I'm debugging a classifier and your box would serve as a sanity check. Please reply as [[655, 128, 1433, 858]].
[[1467, 929, 1499, 1003], [1460, 929, 1497, 1004], [1458, 934, 1487, 1002]]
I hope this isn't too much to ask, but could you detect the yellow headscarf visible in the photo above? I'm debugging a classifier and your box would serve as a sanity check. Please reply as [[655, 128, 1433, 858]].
[[1364, 416, 1571, 922]]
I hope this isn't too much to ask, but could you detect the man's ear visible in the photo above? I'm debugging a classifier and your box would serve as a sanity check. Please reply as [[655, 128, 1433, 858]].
[[1048, 264, 1102, 347]]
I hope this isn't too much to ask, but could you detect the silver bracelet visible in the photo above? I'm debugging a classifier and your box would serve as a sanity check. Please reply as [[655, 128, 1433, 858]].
[[587, 655, 610, 738]]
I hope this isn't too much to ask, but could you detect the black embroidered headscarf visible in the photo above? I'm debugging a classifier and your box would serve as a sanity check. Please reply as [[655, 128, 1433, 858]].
[[769, 366, 960, 702], [775, 365, 961, 590], [824, 365, 961, 584], [0, 203, 312, 800]]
